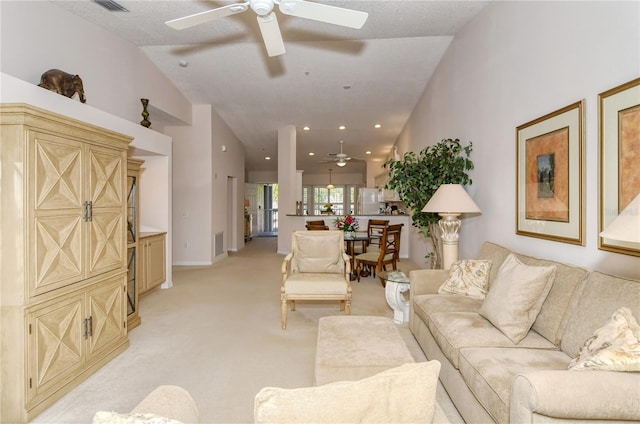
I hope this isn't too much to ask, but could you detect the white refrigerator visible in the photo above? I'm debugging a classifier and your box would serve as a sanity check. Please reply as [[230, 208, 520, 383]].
[[358, 188, 381, 215]]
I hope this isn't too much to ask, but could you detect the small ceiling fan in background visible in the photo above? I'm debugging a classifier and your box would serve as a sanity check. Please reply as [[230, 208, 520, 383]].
[[320, 140, 364, 167], [166, 0, 368, 57]]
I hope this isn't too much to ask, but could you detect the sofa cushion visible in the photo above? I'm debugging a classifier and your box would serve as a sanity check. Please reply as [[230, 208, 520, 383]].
[[479, 254, 557, 343], [569, 307, 640, 371], [476, 242, 588, 345], [458, 347, 571, 424], [254, 361, 441, 424], [561, 271, 640, 358], [413, 294, 483, 331], [438, 260, 492, 299], [428, 312, 557, 369]]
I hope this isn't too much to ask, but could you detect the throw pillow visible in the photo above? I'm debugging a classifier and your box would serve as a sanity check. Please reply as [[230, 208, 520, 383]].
[[569, 307, 640, 371], [438, 259, 492, 299], [93, 411, 182, 424], [479, 253, 557, 343], [254, 361, 441, 424]]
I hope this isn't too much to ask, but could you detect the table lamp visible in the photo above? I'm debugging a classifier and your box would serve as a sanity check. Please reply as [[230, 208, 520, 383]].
[[422, 184, 481, 270]]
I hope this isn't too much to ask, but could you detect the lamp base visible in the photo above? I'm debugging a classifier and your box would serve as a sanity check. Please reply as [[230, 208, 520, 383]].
[[442, 242, 458, 271], [438, 213, 461, 270]]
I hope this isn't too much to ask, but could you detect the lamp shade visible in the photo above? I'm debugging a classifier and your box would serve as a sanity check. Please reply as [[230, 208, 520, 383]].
[[422, 184, 481, 214], [600, 193, 640, 243]]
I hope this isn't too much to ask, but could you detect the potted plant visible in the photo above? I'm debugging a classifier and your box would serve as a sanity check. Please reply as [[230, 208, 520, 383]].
[[383, 138, 474, 269]]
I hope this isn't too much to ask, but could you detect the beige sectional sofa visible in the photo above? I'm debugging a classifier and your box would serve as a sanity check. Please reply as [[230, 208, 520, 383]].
[[409, 241, 640, 424]]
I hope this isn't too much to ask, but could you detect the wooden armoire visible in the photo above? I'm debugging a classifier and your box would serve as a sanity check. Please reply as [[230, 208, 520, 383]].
[[0, 104, 131, 422]]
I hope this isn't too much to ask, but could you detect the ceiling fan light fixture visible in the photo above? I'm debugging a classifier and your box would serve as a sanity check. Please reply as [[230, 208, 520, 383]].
[[336, 160, 347, 167], [250, 0, 275, 16]]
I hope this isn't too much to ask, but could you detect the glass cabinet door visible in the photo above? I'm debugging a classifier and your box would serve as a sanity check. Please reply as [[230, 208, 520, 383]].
[[126, 158, 144, 331]]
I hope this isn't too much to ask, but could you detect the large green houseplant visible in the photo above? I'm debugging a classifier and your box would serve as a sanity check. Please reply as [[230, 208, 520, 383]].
[[383, 138, 474, 269]]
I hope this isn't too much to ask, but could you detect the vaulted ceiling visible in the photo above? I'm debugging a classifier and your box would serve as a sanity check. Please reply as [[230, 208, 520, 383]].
[[52, 0, 488, 175]]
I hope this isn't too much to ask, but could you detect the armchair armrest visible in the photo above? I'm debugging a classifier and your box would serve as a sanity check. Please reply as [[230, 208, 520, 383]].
[[281, 253, 293, 281], [409, 269, 449, 298], [341, 252, 351, 276], [511, 370, 640, 422]]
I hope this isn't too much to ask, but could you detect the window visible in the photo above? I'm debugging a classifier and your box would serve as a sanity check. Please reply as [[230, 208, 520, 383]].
[[304, 185, 362, 216]]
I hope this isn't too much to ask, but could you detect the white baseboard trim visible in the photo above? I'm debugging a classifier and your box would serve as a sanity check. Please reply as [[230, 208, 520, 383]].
[[173, 261, 212, 266]]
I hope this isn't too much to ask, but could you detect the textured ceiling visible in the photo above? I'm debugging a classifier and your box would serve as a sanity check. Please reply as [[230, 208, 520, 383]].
[[52, 0, 488, 175]]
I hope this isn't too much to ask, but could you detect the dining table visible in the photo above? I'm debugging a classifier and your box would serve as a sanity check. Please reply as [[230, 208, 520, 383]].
[[343, 231, 369, 280]]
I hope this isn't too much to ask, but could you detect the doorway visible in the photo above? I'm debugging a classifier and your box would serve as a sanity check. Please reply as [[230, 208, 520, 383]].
[[261, 184, 278, 236]]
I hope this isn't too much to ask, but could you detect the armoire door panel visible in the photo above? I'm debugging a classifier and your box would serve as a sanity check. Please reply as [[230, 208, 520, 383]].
[[32, 134, 83, 211], [27, 295, 84, 406], [32, 215, 83, 296], [88, 211, 125, 275], [86, 276, 125, 361], [88, 147, 123, 209]]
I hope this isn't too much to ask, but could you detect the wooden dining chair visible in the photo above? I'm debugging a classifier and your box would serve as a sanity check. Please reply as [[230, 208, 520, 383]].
[[354, 219, 389, 275], [305, 220, 329, 230], [354, 223, 403, 283], [365, 219, 389, 252]]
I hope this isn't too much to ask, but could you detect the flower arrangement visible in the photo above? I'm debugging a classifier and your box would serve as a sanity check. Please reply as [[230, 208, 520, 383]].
[[334, 215, 359, 232]]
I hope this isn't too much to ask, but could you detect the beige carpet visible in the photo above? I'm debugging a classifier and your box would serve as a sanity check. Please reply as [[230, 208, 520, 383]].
[[32, 236, 463, 423]]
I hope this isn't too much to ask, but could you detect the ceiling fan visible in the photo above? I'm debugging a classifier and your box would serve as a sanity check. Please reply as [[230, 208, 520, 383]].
[[320, 140, 363, 167], [166, 0, 369, 57]]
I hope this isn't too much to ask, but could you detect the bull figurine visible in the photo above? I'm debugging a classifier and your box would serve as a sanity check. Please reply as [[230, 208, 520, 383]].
[[38, 69, 86, 103]]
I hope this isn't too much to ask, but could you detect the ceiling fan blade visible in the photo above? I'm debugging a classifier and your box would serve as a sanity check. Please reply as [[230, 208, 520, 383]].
[[257, 13, 286, 57], [278, 0, 368, 29], [166, 2, 249, 30]]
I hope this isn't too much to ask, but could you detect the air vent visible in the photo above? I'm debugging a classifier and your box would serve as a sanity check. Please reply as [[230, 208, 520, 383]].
[[93, 0, 128, 12], [215, 232, 224, 257]]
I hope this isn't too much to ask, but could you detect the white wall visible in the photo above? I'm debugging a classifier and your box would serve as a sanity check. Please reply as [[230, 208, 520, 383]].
[[1, 1, 247, 270], [211, 107, 246, 256], [169, 106, 213, 265], [169, 104, 246, 265], [397, 1, 640, 279], [0, 1, 191, 125]]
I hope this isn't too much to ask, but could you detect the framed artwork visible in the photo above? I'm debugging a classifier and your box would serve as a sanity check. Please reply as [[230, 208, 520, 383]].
[[516, 100, 585, 245], [598, 77, 640, 256]]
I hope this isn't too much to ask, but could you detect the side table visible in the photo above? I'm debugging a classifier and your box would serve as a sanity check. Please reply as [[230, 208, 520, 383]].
[[378, 270, 411, 324]]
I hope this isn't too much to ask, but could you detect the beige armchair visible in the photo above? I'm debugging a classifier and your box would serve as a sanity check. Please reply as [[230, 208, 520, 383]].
[[281, 231, 352, 330]]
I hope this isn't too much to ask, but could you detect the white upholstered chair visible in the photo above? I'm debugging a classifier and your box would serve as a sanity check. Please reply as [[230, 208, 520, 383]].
[[281, 231, 352, 330]]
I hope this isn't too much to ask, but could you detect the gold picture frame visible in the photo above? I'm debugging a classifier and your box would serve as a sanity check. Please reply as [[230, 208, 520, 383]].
[[598, 77, 640, 256], [516, 100, 585, 245]]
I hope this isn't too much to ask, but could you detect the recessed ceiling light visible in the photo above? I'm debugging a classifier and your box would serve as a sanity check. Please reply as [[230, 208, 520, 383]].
[[338, 125, 346, 130], [308, 152, 315, 156], [265, 156, 271, 160], [303, 126, 310, 131], [374, 124, 381, 129], [366, 151, 372, 155]]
